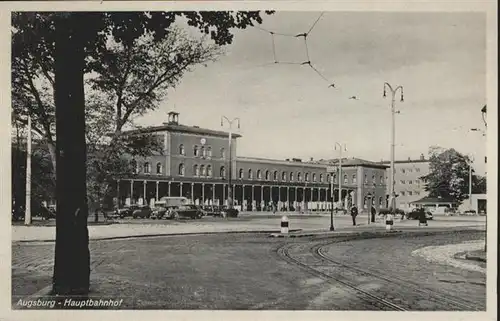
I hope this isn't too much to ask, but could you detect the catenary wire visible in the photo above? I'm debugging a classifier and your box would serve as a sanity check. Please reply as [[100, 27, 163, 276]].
[[252, 12, 395, 109]]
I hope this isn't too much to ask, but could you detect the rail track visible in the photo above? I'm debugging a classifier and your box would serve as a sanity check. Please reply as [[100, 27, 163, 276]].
[[277, 242, 407, 311], [276, 236, 484, 311]]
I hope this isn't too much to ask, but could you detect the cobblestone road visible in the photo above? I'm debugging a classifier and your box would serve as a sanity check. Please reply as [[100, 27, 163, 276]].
[[12, 230, 486, 310]]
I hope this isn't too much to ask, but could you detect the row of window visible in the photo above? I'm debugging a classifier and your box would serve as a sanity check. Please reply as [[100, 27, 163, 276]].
[[178, 164, 386, 185], [400, 167, 421, 174], [364, 196, 386, 207], [132, 161, 163, 175], [400, 191, 421, 196], [399, 179, 422, 185], [179, 144, 226, 159]]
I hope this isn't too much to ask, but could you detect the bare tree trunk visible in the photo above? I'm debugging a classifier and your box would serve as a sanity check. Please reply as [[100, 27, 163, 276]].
[[52, 13, 90, 296], [47, 140, 57, 175]]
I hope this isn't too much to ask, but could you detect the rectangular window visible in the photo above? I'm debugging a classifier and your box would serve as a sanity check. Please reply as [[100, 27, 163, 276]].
[[400, 180, 405, 184], [409, 180, 413, 185], [401, 191, 406, 196], [408, 191, 413, 196]]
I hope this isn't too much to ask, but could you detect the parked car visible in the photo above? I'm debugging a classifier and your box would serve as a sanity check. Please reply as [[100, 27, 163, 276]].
[[202, 205, 223, 217], [151, 205, 168, 219], [221, 206, 239, 218], [464, 209, 477, 215], [406, 209, 433, 220], [132, 205, 152, 219], [115, 204, 139, 218], [168, 204, 203, 219]]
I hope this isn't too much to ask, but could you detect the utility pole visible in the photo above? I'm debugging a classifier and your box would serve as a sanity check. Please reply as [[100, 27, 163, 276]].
[[468, 155, 474, 210], [221, 116, 240, 210], [25, 115, 32, 225], [383, 83, 404, 212], [335, 142, 346, 211]]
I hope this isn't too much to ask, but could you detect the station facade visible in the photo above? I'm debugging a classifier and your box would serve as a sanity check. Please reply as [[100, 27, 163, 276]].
[[116, 112, 389, 212]]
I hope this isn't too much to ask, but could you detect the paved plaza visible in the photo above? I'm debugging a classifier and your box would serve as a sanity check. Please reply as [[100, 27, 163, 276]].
[[12, 223, 486, 310], [12, 214, 485, 242]]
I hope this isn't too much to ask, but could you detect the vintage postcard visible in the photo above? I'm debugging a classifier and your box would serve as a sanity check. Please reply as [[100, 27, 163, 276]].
[[0, 1, 497, 321]]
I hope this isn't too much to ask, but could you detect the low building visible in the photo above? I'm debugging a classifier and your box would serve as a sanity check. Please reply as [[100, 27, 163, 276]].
[[458, 194, 487, 214], [410, 196, 459, 215], [115, 111, 389, 212]]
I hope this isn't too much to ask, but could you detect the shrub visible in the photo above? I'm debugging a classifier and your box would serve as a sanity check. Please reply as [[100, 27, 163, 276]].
[[378, 208, 405, 215]]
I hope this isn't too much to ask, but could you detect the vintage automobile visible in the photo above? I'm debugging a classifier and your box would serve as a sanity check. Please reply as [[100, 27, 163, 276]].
[[114, 204, 140, 218], [132, 205, 152, 219], [150, 203, 168, 219], [406, 209, 433, 220], [220, 206, 239, 218], [168, 204, 203, 219], [202, 205, 223, 217]]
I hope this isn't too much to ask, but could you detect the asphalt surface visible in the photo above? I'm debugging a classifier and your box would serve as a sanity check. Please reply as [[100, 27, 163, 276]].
[[12, 229, 486, 310]]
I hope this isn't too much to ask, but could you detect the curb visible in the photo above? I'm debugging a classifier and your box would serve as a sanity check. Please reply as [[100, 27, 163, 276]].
[[14, 229, 304, 244], [465, 253, 487, 263], [270, 230, 404, 238]]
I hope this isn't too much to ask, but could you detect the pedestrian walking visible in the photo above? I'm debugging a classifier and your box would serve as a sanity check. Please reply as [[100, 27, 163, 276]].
[[370, 206, 376, 223], [350, 206, 358, 226]]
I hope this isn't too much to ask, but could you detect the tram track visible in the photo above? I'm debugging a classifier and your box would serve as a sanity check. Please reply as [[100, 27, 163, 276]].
[[275, 234, 485, 311], [276, 242, 407, 311], [314, 242, 483, 311]]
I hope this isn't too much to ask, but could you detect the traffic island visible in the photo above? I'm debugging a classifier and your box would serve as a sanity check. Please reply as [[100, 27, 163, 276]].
[[464, 249, 486, 262]]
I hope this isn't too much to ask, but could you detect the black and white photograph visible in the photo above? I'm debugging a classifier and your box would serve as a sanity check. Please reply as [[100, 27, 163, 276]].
[[1, 1, 497, 319]]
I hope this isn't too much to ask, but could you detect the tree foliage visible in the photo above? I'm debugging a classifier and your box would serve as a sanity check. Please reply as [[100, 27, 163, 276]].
[[12, 10, 273, 296], [421, 147, 486, 203], [12, 11, 272, 212]]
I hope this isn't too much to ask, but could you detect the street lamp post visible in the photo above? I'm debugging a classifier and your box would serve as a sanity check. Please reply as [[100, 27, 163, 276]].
[[481, 105, 486, 252], [334, 142, 346, 211], [25, 115, 32, 225], [383, 83, 404, 213], [221, 116, 240, 210], [468, 154, 474, 211], [329, 172, 334, 231]]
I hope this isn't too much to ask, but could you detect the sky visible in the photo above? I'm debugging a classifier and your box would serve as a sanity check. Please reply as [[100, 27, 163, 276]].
[[136, 11, 487, 174]]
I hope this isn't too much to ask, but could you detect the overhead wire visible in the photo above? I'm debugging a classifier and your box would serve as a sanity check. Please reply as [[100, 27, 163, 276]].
[[252, 13, 392, 110]]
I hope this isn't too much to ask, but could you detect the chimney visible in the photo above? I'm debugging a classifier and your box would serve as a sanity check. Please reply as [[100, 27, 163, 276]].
[[167, 111, 179, 125], [420, 153, 425, 160], [310, 157, 314, 161], [408, 157, 411, 161]]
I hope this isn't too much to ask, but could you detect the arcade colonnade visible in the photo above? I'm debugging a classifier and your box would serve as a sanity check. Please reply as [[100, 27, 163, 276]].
[[115, 179, 356, 212]]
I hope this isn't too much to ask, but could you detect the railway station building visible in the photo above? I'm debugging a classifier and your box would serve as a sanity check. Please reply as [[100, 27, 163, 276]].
[[115, 112, 389, 212]]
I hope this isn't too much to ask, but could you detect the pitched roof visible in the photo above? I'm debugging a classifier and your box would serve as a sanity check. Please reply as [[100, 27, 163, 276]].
[[120, 123, 241, 138], [316, 158, 389, 169], [410, 196, 458, 204]]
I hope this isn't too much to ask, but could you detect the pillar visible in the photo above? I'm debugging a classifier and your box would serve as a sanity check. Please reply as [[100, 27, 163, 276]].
[[357, 167, 363, 211], [242, 185, 245, 210], [223, 184, 226, 205], [212, 183, 216, 204], [116, 179, 120, 207], [130, 180, 134, 203], [191, 183, 194, 203], [168, 181, 171, 196], [202, 183, 205, 205], [251, 185, 255, 211], [180, 182, 183, 197], [155, 181, 159, 200], [143, 180, 147, 201]]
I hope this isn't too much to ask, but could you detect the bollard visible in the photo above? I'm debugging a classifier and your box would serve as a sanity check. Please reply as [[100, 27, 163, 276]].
[[281, 215, 289, 234], [385, 213, 394, 231]]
